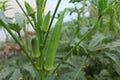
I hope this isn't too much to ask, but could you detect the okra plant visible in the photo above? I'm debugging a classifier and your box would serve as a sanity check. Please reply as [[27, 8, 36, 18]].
[[0, 0, 118, 80], [0, 0, 66, 79]]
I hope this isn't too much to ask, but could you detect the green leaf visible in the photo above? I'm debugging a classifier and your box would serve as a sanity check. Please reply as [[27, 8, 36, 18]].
[[25, 1, 35, 17], [4, 71, 14, 80], [98, 0, 107, 15], [31, 36, 40, 58], [98, 0, 103, 15], [107, 40, 120, 49], [0, 67, 14, 79], [105, 52, 120, 75], [42, 11, 50, 32], [88, 32, 106, 51], [10, 69, 22, 80], [105, 52, 120, 64], [45, 9, 66, 71], [9, 23, 21, 32]]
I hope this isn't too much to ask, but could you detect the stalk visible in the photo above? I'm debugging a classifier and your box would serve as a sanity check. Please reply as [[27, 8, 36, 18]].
[[36, 0, 45, 80], [36, 0, 43, 26]]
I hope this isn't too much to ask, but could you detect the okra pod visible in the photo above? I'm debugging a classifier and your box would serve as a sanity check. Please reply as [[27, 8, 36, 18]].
[[45, 9, 66, 71]]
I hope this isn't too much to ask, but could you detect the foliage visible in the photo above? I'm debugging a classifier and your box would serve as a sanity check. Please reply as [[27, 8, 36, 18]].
[[57, 0, 120, 80]]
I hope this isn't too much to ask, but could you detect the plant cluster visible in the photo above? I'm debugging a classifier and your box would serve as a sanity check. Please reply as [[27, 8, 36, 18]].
[[0, 0, 120, 80]]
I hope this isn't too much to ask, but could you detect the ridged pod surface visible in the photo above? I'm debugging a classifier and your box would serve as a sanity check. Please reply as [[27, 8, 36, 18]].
[[45, 9, 66, 71]]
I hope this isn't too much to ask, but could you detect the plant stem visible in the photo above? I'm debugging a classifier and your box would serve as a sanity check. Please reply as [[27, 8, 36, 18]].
[[43, 0, 62, 45], [52, 19, 100, 74], [36, 0, 46, 80], [36, 0, 42, 26], [37, 47, 45, 80]]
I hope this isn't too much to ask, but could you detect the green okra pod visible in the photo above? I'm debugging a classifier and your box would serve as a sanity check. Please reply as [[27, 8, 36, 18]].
[[31, 36, 40, 58], [45, 9, 66, 71], [42, 11, 50, 32]]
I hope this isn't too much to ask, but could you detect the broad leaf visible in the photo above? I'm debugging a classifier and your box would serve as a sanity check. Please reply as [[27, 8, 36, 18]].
[[88, 32, 106, 50]]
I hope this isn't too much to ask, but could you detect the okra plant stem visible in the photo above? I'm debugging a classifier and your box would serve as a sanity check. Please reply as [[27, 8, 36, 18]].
[[36, 0, 46, 79], [36, 0, 42, 26]]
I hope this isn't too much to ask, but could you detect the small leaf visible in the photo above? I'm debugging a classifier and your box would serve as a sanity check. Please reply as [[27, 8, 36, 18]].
[[9, 23, 21, 32], [42, 11, 50, 32], [25, 1, 35, 17], [45, 9, 66, 71], [31, 36, 40, 58]]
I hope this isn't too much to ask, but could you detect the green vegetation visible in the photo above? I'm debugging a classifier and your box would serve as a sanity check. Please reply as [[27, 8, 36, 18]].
[[0, 0, 120, 80]]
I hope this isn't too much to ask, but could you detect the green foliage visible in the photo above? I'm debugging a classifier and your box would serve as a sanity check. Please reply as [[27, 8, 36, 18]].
[[57, 0, 120, 80]]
